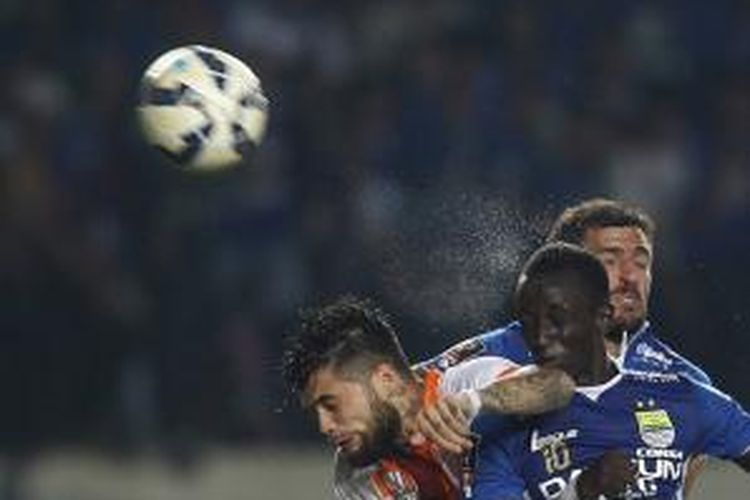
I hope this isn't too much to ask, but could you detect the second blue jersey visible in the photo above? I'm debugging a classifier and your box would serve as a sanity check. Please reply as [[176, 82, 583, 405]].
[[472, 371, 750, 499], [417, 320, 712, 385]]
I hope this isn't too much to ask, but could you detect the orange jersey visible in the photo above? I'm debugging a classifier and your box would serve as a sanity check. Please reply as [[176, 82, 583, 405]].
[[333, 441, 460, 499], [333, 373, 459, 499], [333, 359, 520, 499]]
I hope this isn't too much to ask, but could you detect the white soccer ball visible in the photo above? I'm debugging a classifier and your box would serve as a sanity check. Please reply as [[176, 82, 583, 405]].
[[137, 45, 269, 172]]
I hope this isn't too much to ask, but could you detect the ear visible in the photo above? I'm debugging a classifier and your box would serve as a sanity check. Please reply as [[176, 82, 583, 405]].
[[369, 363, 403, 400]]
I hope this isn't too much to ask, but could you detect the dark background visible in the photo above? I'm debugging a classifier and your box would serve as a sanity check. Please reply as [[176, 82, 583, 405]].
[[2, 0, 749, 463]]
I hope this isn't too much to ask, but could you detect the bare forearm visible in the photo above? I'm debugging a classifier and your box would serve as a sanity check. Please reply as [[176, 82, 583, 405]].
[[478, 368, 575, 415]]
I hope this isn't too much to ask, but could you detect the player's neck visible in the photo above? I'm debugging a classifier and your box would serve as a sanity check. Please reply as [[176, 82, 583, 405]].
[[606, 319, 647, 345], [605, 338, 621, 359], [575, 348, 618, 386]]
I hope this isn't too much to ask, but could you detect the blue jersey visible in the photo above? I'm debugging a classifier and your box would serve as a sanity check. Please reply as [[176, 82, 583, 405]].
[[618, 322, 711, 385], [472, 371, 750, 499], [416, 320, 712, 385]]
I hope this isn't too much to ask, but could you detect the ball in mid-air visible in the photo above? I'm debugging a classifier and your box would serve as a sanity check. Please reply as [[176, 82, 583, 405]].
[[137, 45, 268, 172]]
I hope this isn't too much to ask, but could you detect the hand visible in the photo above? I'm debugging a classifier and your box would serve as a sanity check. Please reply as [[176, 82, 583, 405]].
[[576, 450, 635, 499], [414, 393, 475, 454]]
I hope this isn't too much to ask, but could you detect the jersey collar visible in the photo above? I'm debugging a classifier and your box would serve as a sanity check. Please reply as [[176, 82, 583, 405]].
[[627, 320, 651, 345], [575, 366, 623, 402], [611, 320, 651, 368]]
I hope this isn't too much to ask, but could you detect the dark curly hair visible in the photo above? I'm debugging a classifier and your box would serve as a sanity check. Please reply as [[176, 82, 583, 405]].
[[282, 296, 412, 398]]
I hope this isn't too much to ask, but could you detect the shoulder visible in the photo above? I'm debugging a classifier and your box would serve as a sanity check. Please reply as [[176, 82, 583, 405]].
[[625, 325, 712, 385], [472, 321, 532, 365], [440, 356, 526, 393], [676, 374, 738, 406], [621, 369, 723, 407], [415, 321, 531, 373], [607, 371, 699, 417]]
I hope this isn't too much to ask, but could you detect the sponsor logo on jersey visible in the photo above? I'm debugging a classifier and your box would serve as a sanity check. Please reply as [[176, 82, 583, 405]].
[[530, 428, 579, 452], [635, 343, 673, 369]]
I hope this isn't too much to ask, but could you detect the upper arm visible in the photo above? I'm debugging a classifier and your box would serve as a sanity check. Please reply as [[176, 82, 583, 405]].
[[414, 323, 530, 376], [439, 356, 522, 393], [413, 336, 488, 376]]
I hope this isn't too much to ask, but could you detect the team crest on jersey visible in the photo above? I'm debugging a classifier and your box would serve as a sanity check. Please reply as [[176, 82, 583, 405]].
[[635, 409, 675, 448]]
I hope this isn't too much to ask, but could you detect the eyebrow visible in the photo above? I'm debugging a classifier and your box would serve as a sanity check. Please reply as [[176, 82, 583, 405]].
[[599, 245, 652, 258], [305, 393, 336, 411]]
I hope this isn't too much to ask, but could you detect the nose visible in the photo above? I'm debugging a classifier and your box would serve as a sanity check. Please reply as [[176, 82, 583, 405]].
[[616, 259, 638, 286], [536, 318, 556, 352], [317, 408, 336, 436]]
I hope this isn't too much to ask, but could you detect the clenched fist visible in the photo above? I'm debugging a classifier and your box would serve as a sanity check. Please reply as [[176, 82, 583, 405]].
[[415, 393, 476, 454]]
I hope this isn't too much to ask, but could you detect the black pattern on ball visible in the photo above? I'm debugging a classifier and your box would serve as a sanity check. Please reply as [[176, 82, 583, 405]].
[[140, 80, 190, 106], [200, 122, 214, 138], [192, 48, 228, 91], [232, 123, 256, 158], [157, 130, 203, 166]]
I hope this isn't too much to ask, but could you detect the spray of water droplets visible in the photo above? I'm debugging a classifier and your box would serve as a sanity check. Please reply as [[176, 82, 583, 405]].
[[377, 186, 556, 330]]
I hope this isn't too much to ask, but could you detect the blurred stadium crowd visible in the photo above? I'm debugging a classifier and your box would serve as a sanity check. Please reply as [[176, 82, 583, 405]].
[[1, 0, 749, 465]]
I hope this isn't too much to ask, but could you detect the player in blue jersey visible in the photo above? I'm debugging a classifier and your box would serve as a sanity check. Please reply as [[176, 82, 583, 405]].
[[415, 198, 709, 381], [472, 243, 750, 499], [414, 199, 712, 491]]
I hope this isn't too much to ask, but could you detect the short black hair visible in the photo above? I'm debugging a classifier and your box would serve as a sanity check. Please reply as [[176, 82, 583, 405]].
[[546, 198, 656, 246], [514, 243, 610, 313], [282, 296, 412, 398]]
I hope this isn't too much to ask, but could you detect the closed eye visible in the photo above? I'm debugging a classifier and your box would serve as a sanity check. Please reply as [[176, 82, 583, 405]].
[[306, 394, 338, 413]]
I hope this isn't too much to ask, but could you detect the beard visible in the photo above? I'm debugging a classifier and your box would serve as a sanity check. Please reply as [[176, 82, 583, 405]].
[[610, 306, 646, 338], [344, 397, 404, 468], [609, 288, 647, 339]]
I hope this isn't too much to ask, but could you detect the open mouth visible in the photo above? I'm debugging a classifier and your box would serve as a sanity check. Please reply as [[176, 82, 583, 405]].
[[613, 291, 640, 303], [333, 435, 354, 450]]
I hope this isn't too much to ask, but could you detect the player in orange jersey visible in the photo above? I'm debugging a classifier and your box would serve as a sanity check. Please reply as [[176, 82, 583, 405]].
[[283, 296, 574, 499]]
